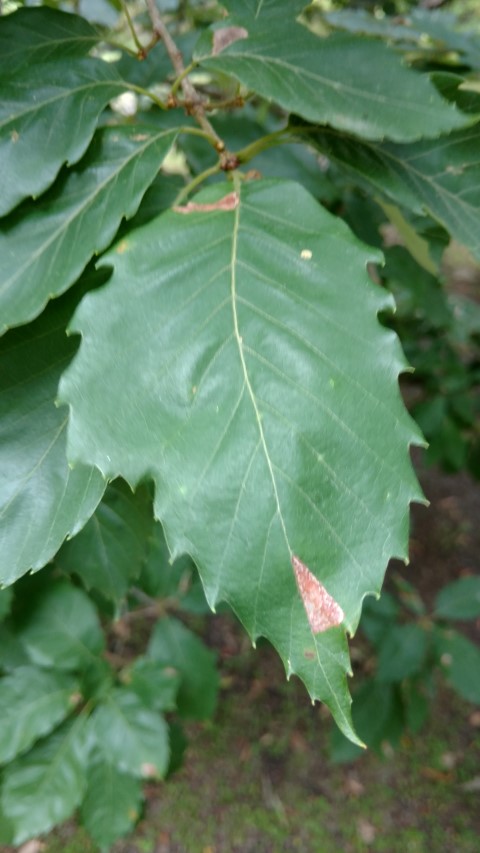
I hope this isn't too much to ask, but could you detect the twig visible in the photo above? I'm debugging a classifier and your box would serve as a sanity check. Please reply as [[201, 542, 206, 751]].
[[145, 0, 228, 155], [120, 0, 145, 57]]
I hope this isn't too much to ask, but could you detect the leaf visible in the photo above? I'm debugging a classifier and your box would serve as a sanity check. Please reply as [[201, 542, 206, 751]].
[[376, 624, 429, 682], [59, 178, 423, 743], [331, 679, 404, 762], [435, 628, 480, 703], [0, 57, 127, 216], [198, 27, 469, 143], [80, 756, 142, 848], [90, 688, 169, 779], [139, 522, 210, 613], [122, 657, 181, 712], [300, 122, 480, 263], [148, 617, 219, 720], [0, 283, 106, 586], [0, 588, 13, 620], [58, 480, 153, 602], [1, 717, 87, 845], [0, 126, 178, 331], [0, 7, 100, 78], [221, 0, 307, 22], [0, 667, 80, 764], [15, 581, 104, 671], [434, 575, 480, 621]]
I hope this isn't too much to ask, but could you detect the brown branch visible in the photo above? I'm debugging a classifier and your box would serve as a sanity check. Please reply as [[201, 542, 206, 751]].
[[145, 0, 228, 155]]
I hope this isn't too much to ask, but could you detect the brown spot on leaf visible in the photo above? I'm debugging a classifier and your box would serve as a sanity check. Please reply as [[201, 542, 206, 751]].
[[304, 649, 315, 660], [10, 130, 19, 143], [141, 762, 159, 779], [213, 26, 248, 55], [292, 555, 344, 633], [116, 240, 129, 254], [174, 191, 239, 214]]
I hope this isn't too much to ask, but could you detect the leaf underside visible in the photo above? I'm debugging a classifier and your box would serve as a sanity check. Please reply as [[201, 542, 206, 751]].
[[60, 179, 423, 742]]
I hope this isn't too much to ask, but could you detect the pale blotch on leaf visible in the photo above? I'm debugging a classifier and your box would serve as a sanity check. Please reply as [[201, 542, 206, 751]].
[[300, 248, 312, 260], [213, 26, 248, 55], [292, 555, 344, 633], [174, 192, 239, 214], [141, 762, 159, 779]]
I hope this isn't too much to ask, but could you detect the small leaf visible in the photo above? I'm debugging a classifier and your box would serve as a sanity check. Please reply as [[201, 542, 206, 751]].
[[0, 7, 100, 78], [148, 617, 219, 720], [0, 284, 106, 586], [0, 667, 80, 764], [0, 126, 178, 331], [1, 718, 88, 845], [434, 575, 480, 621], [123, 657, 181, 712], [58, 480, 154, 602], [377, 624, 429, 682], [435, 628, 480, 703], [0, 58, 127, 215], [80, 756, 142, 848], [199, 27, 469, 142], [90, 689, 169, 779], [15, 581, 104, 671]]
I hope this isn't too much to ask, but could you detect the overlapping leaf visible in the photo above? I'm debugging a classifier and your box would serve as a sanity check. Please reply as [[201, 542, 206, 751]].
[[90, 689, 169, 778], [300, 123, 480, 263], [58, 480, 153, 602], [0, 284, 105, 586], [60, 179, 423, 741], [0, 667, 80, 764], [0, 718, 87, 845], [0, 58, 127, 215], [0, 126, 178, 332], [15, 581, 104, 671], [198, 25, 468, 142], [80, 757, 142, 848], [0, 7, 100, 77]]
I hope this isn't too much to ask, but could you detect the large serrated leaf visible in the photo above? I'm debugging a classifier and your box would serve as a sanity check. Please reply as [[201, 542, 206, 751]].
[[300, 122, 480, 263], [59, 179, 423, 743], [0, 126, 178, 332], [0, 283, 106, 586], [58, 480, 154, 602], [0, 667, 79, 764], [198, 26, 468, 142], [0, 58, 126, 216], [0, 7, 100, 78], [0, 717, 88, 845], [80, 756, 142, 848]]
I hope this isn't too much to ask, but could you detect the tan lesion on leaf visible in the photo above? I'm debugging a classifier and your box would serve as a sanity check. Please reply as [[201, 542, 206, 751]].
[[10, 130, 19, 143], [174, 191, 239, 214], [292, 555, 344, 633], [213, 26, 249, 55]]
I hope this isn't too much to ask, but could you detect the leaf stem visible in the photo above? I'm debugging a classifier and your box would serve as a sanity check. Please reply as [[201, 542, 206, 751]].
[[120, 0, 145, 57], [173, 163, 223, 207], [170, 61, 196, 97], [144, 0, 226, 154], [235, 129, 293, 165]]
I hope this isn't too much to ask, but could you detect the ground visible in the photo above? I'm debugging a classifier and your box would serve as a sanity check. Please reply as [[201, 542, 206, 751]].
[[13, 456, 478, 853]]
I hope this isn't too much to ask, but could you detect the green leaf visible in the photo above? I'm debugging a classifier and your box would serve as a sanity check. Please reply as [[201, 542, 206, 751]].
[[60, 178, 423, 743], [0, 624, 30, 672], [0, 57, 126, 216], [222, 0, 307, 22], [0, 126, 178, 331], [0, 588, 13, 621], [377, 624, 429, 682], [198, 28, 468, 143], [15, 581, 104, 671], [139, 522, 210, 613], [360, 593, 400, 647], [434, 575, 480, 621], [80, 757, 142, 848], [0, 284, 105, 586], [0, 7, 100, 78], [1, 717, 87, 845], [301, 122, 480, 263], [122, 657, 181, 712], [90, 688, 169, 779], [330, 679, 404, 761], [148, 617, 219, 720], [58, 480, 153, 602], [435, 628, 480, 703], [0, 667, 80, 764]]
